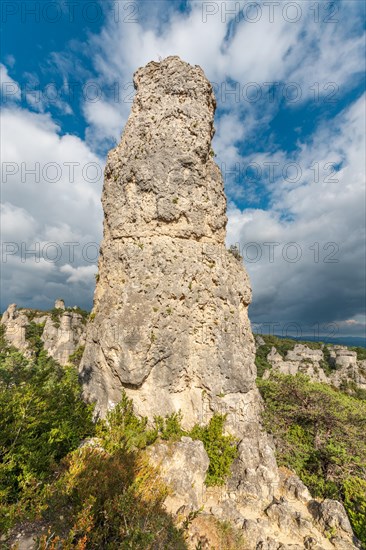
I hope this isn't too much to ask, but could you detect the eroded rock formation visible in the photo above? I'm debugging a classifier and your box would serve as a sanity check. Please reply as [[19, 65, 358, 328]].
[[1, 301, 86, 365], [263, 343, 366, 390], [78, 56, 360, 549], [80, 56, 259, 423]]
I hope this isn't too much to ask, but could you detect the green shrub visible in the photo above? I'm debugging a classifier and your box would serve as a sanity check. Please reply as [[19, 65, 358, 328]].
[[97, 395, 238, 487], [96, 392, 158, 452], [0, 326, 94, 533], [23, 309, 43, 322], [257, 373, 366, 543], [259, 334, 297, 357], [153, 411, 238, 487], [339, 380, 366, 400], [343, 476, 366, 542], [153, 411, 185, 441], [189, 414, 238, 486], [1, 320, 238, 544], [68, 345, 85, 367], [50, 307, 64, 327], [227, 244, 242, 261], [254, 341, 272, 377], [38, 447, 187, 549], [254, 334, 298, 378], [25, 321, 45, 356], [319, 345, 335, 375]]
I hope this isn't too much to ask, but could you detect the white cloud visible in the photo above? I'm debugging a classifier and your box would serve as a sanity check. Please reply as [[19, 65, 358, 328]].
[[1, 1, 365, 332], [72, 0, 364, 171], [0, 105, 104, 310], [60, 264, 97, 283], [227, 94, 366, 331], [0, 203, 38, 241], [83, 98, 126, 150], [0, 63, 21, 101]]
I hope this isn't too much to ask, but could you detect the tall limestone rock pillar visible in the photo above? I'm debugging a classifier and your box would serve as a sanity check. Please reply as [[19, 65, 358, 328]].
[[80, 56, 278, 506]]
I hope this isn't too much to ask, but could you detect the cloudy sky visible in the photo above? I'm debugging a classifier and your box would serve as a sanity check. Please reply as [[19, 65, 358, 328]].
[[1, 0, 365, 341]]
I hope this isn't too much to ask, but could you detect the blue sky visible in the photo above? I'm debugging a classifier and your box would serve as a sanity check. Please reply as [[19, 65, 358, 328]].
[[1, 0, 365, 341]]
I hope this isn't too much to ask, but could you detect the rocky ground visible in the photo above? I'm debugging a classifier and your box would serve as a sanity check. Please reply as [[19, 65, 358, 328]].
[[1, 303, 364, 549]]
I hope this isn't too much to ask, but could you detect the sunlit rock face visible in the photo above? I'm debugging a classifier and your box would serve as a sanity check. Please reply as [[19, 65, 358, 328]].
[[80, 56, 258, 427]]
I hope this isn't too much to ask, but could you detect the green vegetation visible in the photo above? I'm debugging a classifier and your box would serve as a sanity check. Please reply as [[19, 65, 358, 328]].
[[49, 306, 90, 327], [50, 307, 64, 327], [0, 328, 187, 547], [38, 447, 187, 549], [4, 314, 365, 544], [319, 345, 335, 375], [254, 338, 272, 378], [67, 306, 90, 324], [97, 399, 238, 487], [257, 372, 366, 544], [350, 346, 366, 361], [68, 345, 85, 367], [214, 518, 248, 549], [0, 325, 94, 534], [227, 244, 242, 261], [0, 325, 237, 546], [339, 379, 366, 400], [25, 321, 45, 356], [254, 334, 299, 377], [189, 414, 238, 486], [22, 305, 89, 327], [23, 309, 44, 322], [150, 411, 238, 486]]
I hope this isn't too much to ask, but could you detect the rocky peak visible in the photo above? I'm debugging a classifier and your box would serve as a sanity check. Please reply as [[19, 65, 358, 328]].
[[102, 56, 226, 243], [54, 298, 65, 310], [80, 56, 254, 425], [260, 339, 366, 391]]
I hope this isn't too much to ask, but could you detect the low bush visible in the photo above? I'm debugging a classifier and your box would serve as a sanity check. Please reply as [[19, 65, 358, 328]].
[[1, 318, 238, 546], [68, 345, 85, 368], [97, 396, 238, 487], [257, 372, 366, 544], [0, 326, 94, 534], [189, 415, 238, 486], [38, 447, 186, 549]]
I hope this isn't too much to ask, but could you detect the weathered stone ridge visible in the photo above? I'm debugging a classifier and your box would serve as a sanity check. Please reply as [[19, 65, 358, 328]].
[[263, 342, 366, 390]]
